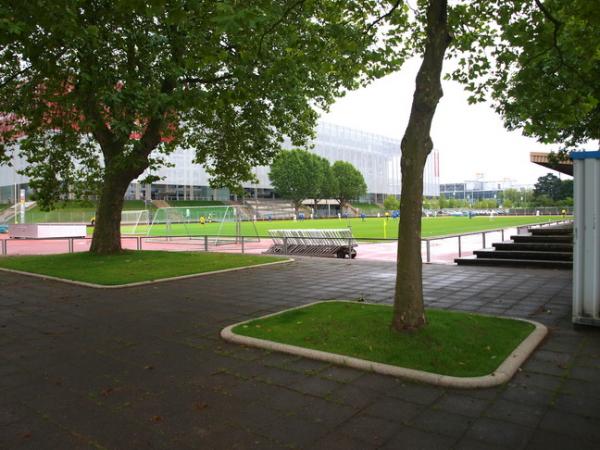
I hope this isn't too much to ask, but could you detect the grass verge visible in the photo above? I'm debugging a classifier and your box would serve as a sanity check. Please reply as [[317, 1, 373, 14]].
[[232, 301, 535, 377], [0, 250, 284, 285]]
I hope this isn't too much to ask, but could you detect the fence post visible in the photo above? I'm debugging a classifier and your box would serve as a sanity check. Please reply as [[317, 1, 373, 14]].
[[501, 229, 505, 241], [241, 235, 245, 254], [68, 238, 74, 253], [137, 236, 141, 250], [458, 235, 462, 257], [283, 237, 288, 255], [426, 240, 431, 263], [204, 235, 208, 252], [482, 232, 486, 249], [1, 239, 6, 256]]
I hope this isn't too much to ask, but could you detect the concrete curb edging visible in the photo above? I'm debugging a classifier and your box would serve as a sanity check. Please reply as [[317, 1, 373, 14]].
[[0, 258, 293, 289], [221, 300, 548, 388]]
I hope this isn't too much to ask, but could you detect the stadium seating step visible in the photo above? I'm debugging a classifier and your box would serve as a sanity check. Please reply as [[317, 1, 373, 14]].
[[529, 225, 573, 236], [455, 256, 572, 270], [510, 234, 573, 243], [493, 241, 573, 252], [455, 222, 573, 270], [473, 249, 573, 261]]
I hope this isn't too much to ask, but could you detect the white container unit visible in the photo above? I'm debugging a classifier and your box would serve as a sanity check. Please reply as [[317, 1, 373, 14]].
[[9, 223, 87, 239], [572, 151, 600, 326]]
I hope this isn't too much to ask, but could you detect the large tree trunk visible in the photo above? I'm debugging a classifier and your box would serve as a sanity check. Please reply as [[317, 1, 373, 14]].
[[89, 171, 132, 254], [391, 0, 451, 332], [89, 147, 154, 254]]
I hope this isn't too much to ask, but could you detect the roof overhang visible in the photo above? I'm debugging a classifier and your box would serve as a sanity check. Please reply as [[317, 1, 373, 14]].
[[530, 152, 573, 176]]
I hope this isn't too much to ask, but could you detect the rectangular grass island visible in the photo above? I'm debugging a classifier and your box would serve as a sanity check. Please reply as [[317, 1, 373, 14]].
[[223, 301, 547, 387]]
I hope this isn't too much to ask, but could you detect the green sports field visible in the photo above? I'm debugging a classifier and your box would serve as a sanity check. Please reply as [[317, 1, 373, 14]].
[[123, 215, 569, 240]]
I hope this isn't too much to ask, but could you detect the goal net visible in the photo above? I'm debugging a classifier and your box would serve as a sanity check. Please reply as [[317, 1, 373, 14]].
[[120, 210, 151, 235], [145, 205, 260, 244]]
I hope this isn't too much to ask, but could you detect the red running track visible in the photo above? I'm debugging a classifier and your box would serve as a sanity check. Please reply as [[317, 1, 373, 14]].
[[0, 227, 521, 264]]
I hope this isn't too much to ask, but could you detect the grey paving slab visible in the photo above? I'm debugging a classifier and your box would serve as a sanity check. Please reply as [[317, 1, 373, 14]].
[[0, 258, 598, 449]]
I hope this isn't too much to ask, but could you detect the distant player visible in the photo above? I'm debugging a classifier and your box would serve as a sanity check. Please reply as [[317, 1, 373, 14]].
[[199, 216, 206, 225]]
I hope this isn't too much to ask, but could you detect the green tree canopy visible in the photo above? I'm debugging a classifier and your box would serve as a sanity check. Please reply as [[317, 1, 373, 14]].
[[452, 0, 600, 151], [558, 179, 573, 202], [0, 0, 407, 253], [422, 197, 439, 211], [438, 194, 448, 209], [533, 173, 572, 202], [331, 161, 367, 211], [268, 149, 316, 213], [383, 195, 400, 211], [310, 155, 338, 215], [501, 189, 522, 207]]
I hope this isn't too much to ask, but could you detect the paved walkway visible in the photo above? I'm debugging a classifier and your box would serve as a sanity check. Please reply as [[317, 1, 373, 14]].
[[1, 259, 599, 449]]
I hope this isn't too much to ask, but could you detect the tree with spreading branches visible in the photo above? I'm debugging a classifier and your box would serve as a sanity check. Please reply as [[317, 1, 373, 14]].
[[0, 0, 407, 254], [2, 0, 588, 334], [381, 0, 593, 331], [451, 0, 599, 152]]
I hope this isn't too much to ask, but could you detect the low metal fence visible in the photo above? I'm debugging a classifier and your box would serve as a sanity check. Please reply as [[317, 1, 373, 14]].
[[0, 219, 572, 264]]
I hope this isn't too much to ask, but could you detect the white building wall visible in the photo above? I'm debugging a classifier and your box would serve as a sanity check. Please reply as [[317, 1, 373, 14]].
[[572, 151, 600, 326], [243, 122, 440, 197], [1, 121, 441, 199]]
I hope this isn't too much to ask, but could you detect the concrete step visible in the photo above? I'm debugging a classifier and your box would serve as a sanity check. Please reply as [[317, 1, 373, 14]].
[[474, 249, 573, 261], [530, 226, 573, 236], [493, 241, 573, 252], [455, 256, 572, 270], [511, 234, 573, 244]]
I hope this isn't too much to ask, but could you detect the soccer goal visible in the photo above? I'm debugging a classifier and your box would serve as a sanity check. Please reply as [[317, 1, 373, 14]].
[[120, 209, 151, 235], [146, 205, 260, 244]]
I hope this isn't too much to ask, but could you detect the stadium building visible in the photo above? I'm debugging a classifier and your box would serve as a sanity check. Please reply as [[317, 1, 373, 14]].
[[0, 121, 440, 204], [440, 177, 533, 204]]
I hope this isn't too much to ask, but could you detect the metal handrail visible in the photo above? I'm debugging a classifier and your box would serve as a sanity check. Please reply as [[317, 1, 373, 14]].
[[420, 219, 572, 242]]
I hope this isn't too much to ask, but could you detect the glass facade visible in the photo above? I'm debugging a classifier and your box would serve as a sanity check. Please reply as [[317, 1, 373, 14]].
[[139, 121, 440, 201], [0, 122, 440, 203], [0, 154, 31, 204], [440, 180, 533, 203]]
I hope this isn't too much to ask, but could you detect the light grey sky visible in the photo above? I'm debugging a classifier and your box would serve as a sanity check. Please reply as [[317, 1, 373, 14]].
[[321, 58, 566, 185]]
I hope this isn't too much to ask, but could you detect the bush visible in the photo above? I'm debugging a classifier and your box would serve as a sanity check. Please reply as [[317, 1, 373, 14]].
[[383, 196, 400, 211]]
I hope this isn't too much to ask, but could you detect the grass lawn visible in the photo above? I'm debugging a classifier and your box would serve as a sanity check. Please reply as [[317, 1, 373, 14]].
[[0, 250, 284, 285], [126, 215, 569, 240], [232, 301, 535, 377]]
